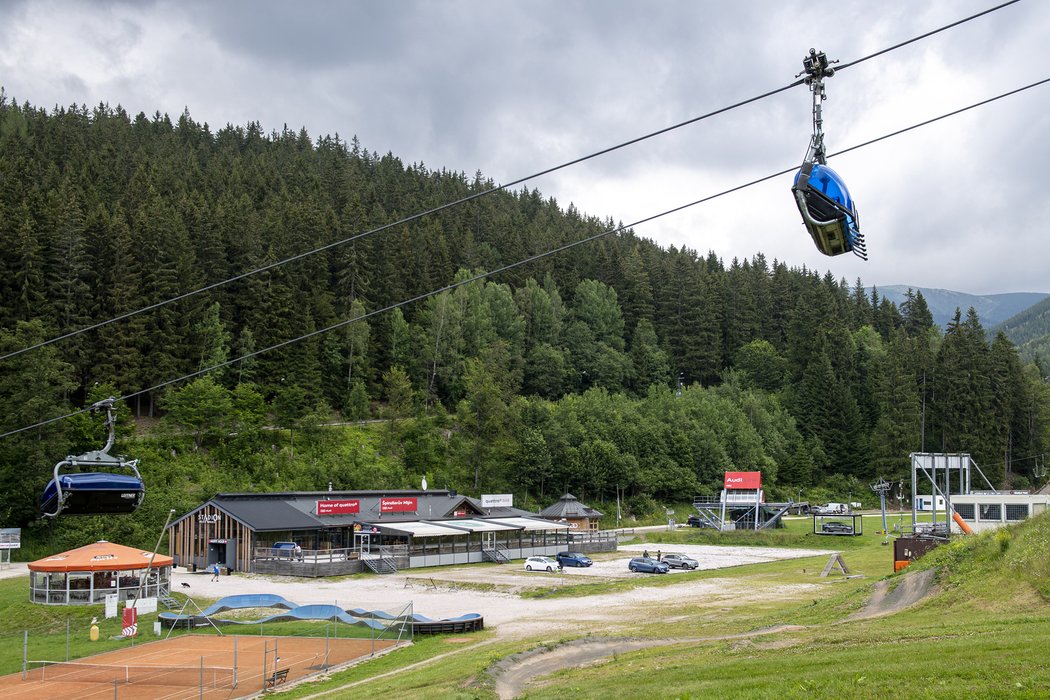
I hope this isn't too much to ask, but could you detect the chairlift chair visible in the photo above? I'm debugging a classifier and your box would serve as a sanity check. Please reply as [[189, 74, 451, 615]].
[[40, 398, 145, 518], [791, 49, 867, 260]]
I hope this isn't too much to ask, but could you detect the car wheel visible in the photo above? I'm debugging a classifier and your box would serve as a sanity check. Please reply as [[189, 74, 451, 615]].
[[526, 565, 532, 571], [629, 565, 636, 572], [546, 566, 553, 572]]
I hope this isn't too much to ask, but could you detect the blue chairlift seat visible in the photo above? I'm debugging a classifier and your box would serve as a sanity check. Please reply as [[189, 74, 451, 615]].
[[41, 471, 145, 516], [39, 397, 145, 518], [792, 162, 866, 260]]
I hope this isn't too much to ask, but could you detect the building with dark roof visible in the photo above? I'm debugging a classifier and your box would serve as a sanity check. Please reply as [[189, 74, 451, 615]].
[[537, 493, 604, 531], [167, 489, 572, 576]]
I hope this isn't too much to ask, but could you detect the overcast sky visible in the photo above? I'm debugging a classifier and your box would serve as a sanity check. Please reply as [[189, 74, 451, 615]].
[[2, 0, 1047, 295]]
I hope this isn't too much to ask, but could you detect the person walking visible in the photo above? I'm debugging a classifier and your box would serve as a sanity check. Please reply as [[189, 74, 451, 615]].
[[211, 563, 220, 581]]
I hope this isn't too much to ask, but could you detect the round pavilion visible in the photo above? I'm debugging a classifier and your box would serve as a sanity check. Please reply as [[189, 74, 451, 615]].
[[28, 540, 172, 605]]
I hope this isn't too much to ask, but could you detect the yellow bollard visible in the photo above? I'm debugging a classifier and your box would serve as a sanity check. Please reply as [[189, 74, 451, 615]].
[[90, 624, 99, 642]]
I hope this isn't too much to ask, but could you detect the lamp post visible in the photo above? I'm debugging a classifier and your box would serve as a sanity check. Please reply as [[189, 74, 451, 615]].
[[134, 508, 177, 602]]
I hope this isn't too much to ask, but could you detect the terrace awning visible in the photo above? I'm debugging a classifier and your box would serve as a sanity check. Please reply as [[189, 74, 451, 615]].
[[439, 518, 521, 532], [29, 540, 173, 572], [488, 517, 570, 531], [370, 521, 471, 538]]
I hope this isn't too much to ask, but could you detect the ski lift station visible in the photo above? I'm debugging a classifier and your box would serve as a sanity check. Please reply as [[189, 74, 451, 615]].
[[909, 452, 1050, 535]]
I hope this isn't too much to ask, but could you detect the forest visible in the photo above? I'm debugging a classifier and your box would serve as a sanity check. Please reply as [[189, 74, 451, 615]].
[[1, 94, 1048, 551]]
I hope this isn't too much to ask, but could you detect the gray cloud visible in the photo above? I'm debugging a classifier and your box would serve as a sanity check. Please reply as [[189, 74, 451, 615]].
[[1, 0, 1047, 294]]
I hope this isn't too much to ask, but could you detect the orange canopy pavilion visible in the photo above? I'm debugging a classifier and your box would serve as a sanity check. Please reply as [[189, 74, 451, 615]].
[[28, 540, 172, 605]]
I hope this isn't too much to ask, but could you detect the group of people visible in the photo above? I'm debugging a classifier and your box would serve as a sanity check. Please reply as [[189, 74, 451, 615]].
[[642, 549, 662, 561]]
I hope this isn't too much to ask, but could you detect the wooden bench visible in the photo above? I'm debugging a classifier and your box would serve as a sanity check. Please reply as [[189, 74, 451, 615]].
[[265, 668, 289, 689]]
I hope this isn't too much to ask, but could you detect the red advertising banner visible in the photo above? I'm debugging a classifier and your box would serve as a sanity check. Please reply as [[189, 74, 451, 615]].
[[724, 471, 762, 490], [380, 497, 418, 513], [316, 499, 360, 515], [122, 607, 137, 637]]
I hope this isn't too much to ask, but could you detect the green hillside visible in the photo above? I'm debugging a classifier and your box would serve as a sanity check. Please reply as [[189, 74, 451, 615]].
[[995, 295, 1050, 371]]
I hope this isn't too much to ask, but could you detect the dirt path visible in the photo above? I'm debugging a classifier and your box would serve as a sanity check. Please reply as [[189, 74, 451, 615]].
[[852, 567, 936, 619], [492, 626, 806, 699]]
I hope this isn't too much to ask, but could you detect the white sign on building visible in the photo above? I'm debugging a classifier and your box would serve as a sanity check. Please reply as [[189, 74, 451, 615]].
[[481, 494, 513, 508], [0, 528, 20, 549], [105, 594, 118, 619], [128, 597, 158, 614]]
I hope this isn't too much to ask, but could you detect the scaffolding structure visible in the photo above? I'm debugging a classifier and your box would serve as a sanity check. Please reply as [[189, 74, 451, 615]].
[[909, 452, 996, 537], [692, 472, 792, 531]]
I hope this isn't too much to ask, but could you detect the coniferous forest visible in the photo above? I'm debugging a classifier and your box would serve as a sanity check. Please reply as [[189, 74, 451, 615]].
[[1, 95, 1048, 552]]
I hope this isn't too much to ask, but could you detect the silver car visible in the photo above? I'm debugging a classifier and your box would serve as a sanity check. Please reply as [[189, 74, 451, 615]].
[[661, 553, 699, 570]]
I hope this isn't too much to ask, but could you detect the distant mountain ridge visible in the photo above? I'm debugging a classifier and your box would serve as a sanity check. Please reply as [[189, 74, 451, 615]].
[[871, 286, 1049, 329], [993, 295, 1050, 365]]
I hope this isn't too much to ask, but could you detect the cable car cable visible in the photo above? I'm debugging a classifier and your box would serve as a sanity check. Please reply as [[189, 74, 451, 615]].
[[0, 0, 1022, 363], [3, 75, 1046, 442], [834, 0, 1021, 74]]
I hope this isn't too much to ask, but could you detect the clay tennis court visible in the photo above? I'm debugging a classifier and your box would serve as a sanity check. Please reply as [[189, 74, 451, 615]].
[[0, 633, 401, 699]]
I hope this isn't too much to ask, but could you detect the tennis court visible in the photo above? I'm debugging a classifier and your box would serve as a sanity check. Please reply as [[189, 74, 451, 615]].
[[0, 634, 400, 699]]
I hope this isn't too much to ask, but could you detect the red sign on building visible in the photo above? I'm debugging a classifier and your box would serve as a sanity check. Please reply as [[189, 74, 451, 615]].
[[724, 471, 762, 489], [316, 499, 360, 515], [380, 497, 418, 513]]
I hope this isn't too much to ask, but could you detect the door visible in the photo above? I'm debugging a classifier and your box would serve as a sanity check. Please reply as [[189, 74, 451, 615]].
[[354, 532, 371, 559]]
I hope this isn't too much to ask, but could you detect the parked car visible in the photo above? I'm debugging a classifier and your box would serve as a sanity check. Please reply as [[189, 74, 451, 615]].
[[628, 557, 669, 574], [813, 503, 849, 516], [661, 553, 699, 570], [821, 521, 854, 534], [556, 551, 593, 567], [271, 542, 302, 559], [524, 556, 559, 572], [686, 515, 704, 528]]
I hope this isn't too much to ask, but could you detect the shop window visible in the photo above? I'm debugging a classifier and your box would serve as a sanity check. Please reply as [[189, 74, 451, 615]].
[[978, 503, 1002, 521], [1005, 504, 1029, 521]]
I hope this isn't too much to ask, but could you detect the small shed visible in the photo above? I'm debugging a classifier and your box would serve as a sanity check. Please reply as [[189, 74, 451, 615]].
[[28, 540, 172, 605], [538, 493, 603, 531]]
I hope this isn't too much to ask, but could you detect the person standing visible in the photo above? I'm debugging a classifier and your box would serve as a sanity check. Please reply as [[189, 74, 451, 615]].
[[211, 563, 220, 581]]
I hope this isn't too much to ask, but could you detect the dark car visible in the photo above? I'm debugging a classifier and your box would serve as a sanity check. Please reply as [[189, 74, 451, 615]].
[[821, 522, 854, 534], [661, 553, 699, 570], [271, 542, 302, 559], [556, 551, 593, 567], [628, 557, 669, 574], [686, 515, 707, 528]]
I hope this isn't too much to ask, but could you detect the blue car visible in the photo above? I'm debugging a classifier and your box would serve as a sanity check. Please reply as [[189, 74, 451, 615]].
[[628, 557, 669, 574], [556, 552, 593, 567]]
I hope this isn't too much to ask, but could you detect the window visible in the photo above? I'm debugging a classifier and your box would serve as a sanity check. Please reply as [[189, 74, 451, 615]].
[[1005, 504, 1029, 521], [978, 503, 1002, 521], [954, 503, 975, 520]]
